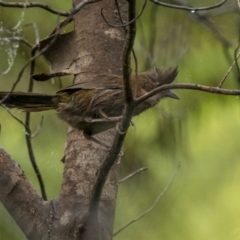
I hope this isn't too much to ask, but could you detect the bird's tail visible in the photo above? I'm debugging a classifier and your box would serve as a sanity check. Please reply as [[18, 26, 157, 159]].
[[0, 92, 56, 111]]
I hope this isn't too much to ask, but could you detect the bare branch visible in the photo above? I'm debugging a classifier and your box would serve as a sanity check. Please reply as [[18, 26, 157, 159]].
[[25, 22, 40, 44], [0, 104, 29, 130], [0, 1, 75, 16], [161, 0, 231, 49], [118, 167, 148, 184], [25, 115, 47, 200], [234, 33, 240, 82], [32, 72, 71, 81], [113, 0, 139, 98], [48, 16, 73, 36], [25, 118, 47, 200], [112, 0, 139, 100], [88, 0, 137, 218], [0, 36, 60, 199], [101, 0, 146, 28], [0, 147, 48, 238], [23, 44, 47, 200], [122, 0, 137, 104], [0, 34, 59, 104], [137, 83, 240, 106], [114, 0, 127, 34], [0, 106, 47, 200], [0, 0, 101, 27], [218, 50, 240, 88], [150, 0, 227, 12], [31, 116, 44, 138], [191, 12, 231, 48], [114, 162, 180, 236], [0, 37, 33, 48], [0, 1, 68, 15]]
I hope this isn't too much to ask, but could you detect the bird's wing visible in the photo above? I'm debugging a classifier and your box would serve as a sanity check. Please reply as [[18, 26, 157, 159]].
[[57, 75, 123, 93]]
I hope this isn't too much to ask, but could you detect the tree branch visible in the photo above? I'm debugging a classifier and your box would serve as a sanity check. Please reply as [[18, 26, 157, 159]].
[[101, 0, 146, 28], [150, 0, 227, 12], [88, 0, 136, 218], [0, 0, 101, 16], [24, 46, 47, 200], [137, 83, 240, 105], [114, 162, 180, 236], [0, 147, 48, 239], [118, 167, 148, 184]]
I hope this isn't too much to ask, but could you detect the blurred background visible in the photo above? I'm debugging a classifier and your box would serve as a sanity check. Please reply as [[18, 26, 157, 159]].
[[1, 0, 240, 239]]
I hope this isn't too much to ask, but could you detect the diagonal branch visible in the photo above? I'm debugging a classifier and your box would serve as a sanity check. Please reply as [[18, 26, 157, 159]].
[[0, 147, 48, 239], [114, 162, 180, 236], [218, 50, 240, 88], [137, 83, 240, 106], [118, 167, 148, 184], [0, 1, 71, 16], [150, 0, 227, 12], [0, 0, 101, 16], [101, 0, 146, 28]]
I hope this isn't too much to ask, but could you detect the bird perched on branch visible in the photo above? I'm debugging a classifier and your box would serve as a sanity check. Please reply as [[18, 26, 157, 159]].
[[0, 67, 179, 135]]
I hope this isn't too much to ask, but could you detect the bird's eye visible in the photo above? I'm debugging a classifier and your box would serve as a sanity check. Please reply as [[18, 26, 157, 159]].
[[151, 77, 159, 86], [150, 76, 157, 82]]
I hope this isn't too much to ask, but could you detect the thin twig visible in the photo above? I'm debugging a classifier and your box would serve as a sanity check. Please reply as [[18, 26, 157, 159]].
[[0, 104, 30, 131], [0, 0, 100, 28], [166, 0, 231, 48], [118, 167, 148, 184], [113, 162, 180, 236], [25, 22, 40, 44], [0, 1, 77, 16], [24, 44, 47, 200], [150, 0, 227, 12], [218, 51, 240, 88], [234, 31, 240, 82], [49, 16, 73, 36], [25, 115, 47, 200], [114, 0, 127, 34], [0, 29, 60, 105], [31, 116, 44, 138], [101, 0, 146, 28], [0, 37, 33, 48], [190, 12, 230, 48]]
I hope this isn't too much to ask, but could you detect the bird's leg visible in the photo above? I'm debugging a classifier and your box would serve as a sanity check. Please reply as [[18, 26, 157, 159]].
[[98, 109, 121, 121], [99, 109, 135, 126], [84, 110, 121, 123]]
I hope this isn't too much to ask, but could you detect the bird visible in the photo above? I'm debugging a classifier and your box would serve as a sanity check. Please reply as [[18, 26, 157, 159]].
[[0, 67, 179, 136]]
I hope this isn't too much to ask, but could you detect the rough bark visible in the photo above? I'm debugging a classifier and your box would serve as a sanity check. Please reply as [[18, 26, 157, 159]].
[[0, 148, 49, 239]]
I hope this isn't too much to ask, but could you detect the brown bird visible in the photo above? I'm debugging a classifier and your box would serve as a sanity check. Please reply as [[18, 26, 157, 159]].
[[0, 67, 179, 135]]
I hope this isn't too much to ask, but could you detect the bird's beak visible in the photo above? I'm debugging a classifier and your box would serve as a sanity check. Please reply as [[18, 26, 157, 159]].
[[168, 90, 180, 100]]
